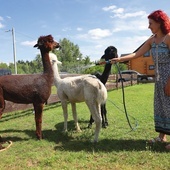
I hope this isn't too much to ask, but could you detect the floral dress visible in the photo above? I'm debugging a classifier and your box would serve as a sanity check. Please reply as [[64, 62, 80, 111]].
[[151, 35, 170, 135]]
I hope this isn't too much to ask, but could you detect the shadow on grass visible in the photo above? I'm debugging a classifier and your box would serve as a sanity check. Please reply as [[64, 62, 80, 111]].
[[0, 102, 61, 123], [0, 104, 169, 153], [0, 129, 167, 153], [0, 109, 33, 122], [0, 123, 168, 153], [52, 120, 169, 153]]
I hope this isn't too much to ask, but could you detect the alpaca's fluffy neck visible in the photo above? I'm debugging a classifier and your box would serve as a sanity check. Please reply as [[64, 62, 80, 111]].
[[52, 62, 61, 87], [41, 51, 53, 75], [100, 64, 112, 85]]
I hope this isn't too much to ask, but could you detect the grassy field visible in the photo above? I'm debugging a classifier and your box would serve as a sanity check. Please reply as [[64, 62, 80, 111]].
[[0, 83, 170, 170]]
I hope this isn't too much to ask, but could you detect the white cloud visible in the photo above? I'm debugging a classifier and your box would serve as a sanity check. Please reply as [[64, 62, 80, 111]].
[[102, 5, 117, 11], [103, 5, 147, 19], [6, 16, 11, 19], [77, 27, 83, 31], [62, 27, 71, 32], [112, 8, 124, 14], [0, 23, 5, 29], [113, 11, 147, 19], [88, 28, 112, 39], [0, 16, 3, 21], [117, 35, 150, 54], [103, 5, 124, 14], [0, 16, 4, 29], [76, 28, 112, 41], [95, 44, 103, 48], [112, 19, 148, 32], [21, 40, 37, 46]]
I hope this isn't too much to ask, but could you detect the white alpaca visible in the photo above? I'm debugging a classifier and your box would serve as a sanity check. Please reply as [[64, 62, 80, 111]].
[[49, 53, 107, 142]]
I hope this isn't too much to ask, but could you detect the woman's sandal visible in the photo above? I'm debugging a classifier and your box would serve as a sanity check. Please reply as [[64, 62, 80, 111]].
[[165, 144, 170, 150], [148, 136, 167, 144]]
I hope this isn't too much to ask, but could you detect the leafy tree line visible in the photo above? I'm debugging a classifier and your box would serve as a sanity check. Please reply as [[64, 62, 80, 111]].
[[0, 38, 127, 75]]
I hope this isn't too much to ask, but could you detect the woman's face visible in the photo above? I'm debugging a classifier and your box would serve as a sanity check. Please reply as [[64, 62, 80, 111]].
[[148, 18, 161, 34]]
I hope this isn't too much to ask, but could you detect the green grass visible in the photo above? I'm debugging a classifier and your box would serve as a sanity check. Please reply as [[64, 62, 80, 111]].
[[1, 83, 170, 170], [51, 85, 57, 94]]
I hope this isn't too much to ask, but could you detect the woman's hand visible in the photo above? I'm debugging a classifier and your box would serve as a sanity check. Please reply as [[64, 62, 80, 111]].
[[110, 58, 120, 64]]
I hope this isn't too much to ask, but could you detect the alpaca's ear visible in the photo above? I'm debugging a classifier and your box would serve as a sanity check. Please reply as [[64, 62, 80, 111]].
[[57, 61, 62, 65], [51, 60, 56, 65], [34, 44, 38, 48], [34, 41, 44, 48]]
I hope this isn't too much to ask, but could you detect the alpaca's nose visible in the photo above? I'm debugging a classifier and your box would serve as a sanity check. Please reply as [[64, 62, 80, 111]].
[[58, 44, 62, 50], [54, 42, 61, 49]]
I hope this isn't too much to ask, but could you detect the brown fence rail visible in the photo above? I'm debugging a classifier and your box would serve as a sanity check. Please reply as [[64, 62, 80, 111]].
[[4, 74, 147, 113]]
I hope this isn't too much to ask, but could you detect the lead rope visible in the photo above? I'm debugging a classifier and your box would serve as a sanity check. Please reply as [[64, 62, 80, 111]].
[[0, 141, 13, 152], [115, 63, 138, 131], [96, 60, 138, 131]]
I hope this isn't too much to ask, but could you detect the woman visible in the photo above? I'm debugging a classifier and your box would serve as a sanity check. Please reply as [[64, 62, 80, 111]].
[[111, 10, 170, 150]]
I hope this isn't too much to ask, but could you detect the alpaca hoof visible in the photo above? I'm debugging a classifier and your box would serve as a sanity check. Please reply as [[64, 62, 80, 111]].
[[77, 129, 82, 132], [37, 136, 41, 140], [92, 139, 98, 143], [87, 123, 92, 129], [0, 136, 4, 142], [36, 134, 43, 140], [105, 122, 109, 126], [102, 122, 108, 128], [62, 129, 68, 133]]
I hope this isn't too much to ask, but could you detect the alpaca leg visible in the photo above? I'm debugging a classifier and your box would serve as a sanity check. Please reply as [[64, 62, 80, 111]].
[[71, 103, 81, 132], [33, 103, 44, 140], [88, 105, 105, 129], [103, 103, 108, 126], [61, 101, 68, 132], [0, 88, 5, 119], [93, 105, 102, 142], [87, 115, 94, 128], [101, 104, 108, 128], [86, 101, 102, 142], [101, 105, 106, 128]]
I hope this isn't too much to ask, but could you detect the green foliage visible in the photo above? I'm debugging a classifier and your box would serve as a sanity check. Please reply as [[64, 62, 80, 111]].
[[83, 56, 91, 65], [83, 63, 128, 75], [114, 63, 128, 73], [84, 65, 104, 74], [0, 62, 9, 68], [53, 38, 92, 73], [1, 83, 170, 170], [0, 38, 128, 74]]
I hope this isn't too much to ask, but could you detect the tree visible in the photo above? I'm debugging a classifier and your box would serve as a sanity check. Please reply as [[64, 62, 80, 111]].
[[55, 38, 82, 63], [2, 38, 114, 74], [53, 38, 91, 73], [0, 62, 9, 69], [83, 56, 91, 65], [34, 54, 43, 72]]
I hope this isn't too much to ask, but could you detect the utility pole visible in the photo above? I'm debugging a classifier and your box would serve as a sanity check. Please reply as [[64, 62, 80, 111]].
[[5, 27, 17, 74]]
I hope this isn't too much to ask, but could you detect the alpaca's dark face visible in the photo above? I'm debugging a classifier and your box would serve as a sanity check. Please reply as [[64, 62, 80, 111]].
[[34, 35, 60, 51], [101, 46, 118, 61]]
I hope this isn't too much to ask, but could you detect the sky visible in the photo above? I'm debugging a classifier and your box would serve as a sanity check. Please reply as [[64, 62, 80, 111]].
[[0, 0, 170, 64]]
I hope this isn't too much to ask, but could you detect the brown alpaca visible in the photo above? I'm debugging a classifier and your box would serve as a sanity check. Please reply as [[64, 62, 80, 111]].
[[0, 35, 60, 141]]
